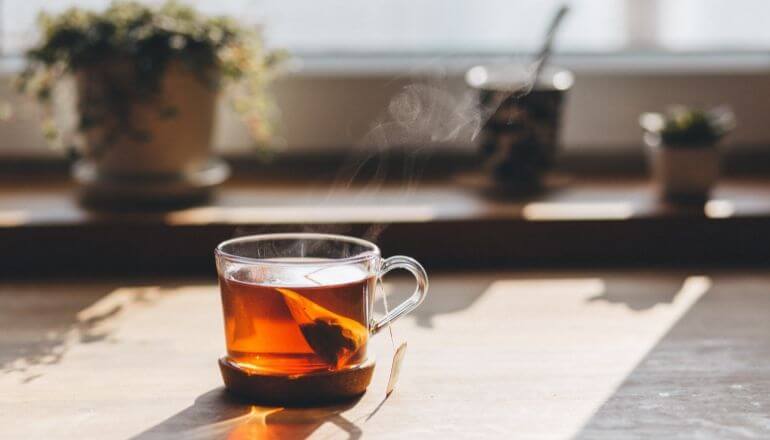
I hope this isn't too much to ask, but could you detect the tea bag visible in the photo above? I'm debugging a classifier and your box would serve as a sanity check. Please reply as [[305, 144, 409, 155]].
[[276, 288, 367, 368]]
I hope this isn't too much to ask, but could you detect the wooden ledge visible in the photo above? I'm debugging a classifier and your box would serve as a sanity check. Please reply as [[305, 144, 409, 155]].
[[2, 174, 770, 275]]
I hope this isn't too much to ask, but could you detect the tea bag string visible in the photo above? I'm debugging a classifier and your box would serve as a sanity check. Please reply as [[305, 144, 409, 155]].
[[381, 283, 396, 350]]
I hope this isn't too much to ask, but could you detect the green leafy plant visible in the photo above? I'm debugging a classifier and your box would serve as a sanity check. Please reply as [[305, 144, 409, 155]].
[[640, 106, 735, 148], [17, 0, 283, 152]]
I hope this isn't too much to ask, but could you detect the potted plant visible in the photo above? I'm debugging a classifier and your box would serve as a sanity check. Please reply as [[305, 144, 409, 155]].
[[640, 106, 735, 201], [17, 1, 282, 205]]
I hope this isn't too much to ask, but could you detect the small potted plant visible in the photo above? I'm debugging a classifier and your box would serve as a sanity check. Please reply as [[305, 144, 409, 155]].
[[640, 106, 735, 201], [17, 1, 282, 205]]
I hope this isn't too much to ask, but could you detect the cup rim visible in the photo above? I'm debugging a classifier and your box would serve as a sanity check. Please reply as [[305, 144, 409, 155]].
[[215, 233, 381, 266]]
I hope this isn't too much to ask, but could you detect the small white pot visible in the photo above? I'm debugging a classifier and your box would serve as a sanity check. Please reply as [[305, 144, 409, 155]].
[[645, 133, 719, 199]]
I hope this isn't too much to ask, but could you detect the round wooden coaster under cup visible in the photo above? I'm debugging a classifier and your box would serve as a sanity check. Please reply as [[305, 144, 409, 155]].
[[219, 357, 375, 406]]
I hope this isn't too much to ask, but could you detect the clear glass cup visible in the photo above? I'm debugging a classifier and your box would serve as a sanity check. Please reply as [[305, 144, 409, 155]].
[[215, 233, 428, 375]]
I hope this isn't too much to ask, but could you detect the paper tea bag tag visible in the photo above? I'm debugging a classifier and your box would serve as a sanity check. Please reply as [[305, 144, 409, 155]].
[[380, 281, 407, 396], [386, 342, 407, 396]]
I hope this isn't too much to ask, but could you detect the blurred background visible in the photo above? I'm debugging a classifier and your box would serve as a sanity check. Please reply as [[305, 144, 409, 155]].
[[2, 0, 770, 163], [1, 0, 768, 263], [4, 4, 770, 436]]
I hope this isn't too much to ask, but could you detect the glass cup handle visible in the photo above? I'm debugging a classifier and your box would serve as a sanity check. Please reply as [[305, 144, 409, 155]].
[[370, 256, 429, 335]]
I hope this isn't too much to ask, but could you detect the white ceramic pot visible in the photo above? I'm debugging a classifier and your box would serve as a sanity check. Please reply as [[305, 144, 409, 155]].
[[644, 133, 719, 199], [76, 60, 217, 178]]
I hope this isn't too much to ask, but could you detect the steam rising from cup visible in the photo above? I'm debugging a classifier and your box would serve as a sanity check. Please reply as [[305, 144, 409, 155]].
[[236, 4, 572, 243]]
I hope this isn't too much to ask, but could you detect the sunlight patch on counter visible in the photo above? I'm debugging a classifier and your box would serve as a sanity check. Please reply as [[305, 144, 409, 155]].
[[704, 199, 735, 218], [165, 205, 436, 225], [466, 275, 711, 439], [522, 202, 634, 221], [0, 210, 28, 226], [182, 405, 284, 439]]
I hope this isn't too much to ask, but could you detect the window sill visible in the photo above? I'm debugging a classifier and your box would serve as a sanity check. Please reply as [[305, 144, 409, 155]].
[[288, 51, 770, 76], [3, 51, 770, 158], [4, 50, 769, 78], [2, 169, 770, 277]]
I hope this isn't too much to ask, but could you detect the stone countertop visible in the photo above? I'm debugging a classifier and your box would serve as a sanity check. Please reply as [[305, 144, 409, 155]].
[[2, 269, 769, 439]]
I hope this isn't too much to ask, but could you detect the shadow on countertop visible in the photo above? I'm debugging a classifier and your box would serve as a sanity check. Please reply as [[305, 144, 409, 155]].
[[576, 275, 770, 438], [132, 387, 363, 440]]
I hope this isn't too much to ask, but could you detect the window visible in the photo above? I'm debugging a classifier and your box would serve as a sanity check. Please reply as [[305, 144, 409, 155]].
[[1, 1, 769, 157], [657, 0, 770, 51], [3, 0, 769, 57]]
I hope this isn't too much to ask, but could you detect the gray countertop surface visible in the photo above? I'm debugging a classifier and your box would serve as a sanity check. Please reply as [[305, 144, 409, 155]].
[[2, 269, 769, 439]]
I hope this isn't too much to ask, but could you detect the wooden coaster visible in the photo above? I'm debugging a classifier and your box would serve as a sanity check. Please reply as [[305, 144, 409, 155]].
[[219, 357, 375, 406]]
